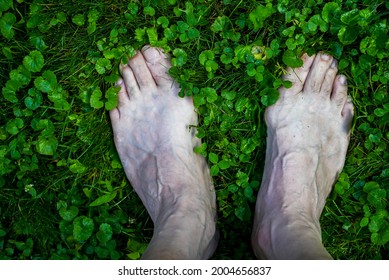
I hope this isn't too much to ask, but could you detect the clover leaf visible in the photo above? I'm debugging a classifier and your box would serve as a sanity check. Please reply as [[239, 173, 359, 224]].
[[90, 88, 104, 109], [172, 48, 188, 67], [235, 97, 249, 112], [367, 189, 387, 210], [0, 0, 12, 12], [95, 58, 111, 74], [211, 16, 228, 33], [260, 88, 279, 106], [235, 205, 251, 222], [87, 9, 99, 23], [29, 36, 48, 51], [143, 6, 155, 16], [2, 79, 21, 103], [363, 181, 380, 192], [47, 86, 70, 110], [10, 65, 31, 86], [25, 88, 43, 110], [96, 223, 113, 243], [72, 14, 85, 26], [34, 70, 57, 93], [125, 2, 139, 20], [282, 50, 303, 68], [218, 160, 231, 170], [56, 12, 66, 23], [209, 153, 219, 164], [69, 159, 87, 174], [36, 133, 58, 155], [0, 12, 16, 40], [221, 90, 236, 101], [6, 118, 24, 135], [73, 216, 94, 242], [26, 13, 42, 29], [210, 165, 219, 176], [371, 227, 389, 246], [199, 50, 214, 65], [59, 206, 79, 221], [201, 87, 218, 103], [249, 4, 275, 31], [322, 2, 340, 23], [128, 3, 138, 15], [308, 15, 328, 32], [23, 50, 44, 73], [146, 27, 158, 45], [157, 16, 169, 28], [340, 9, 360, 25], [338, 26, 359, 45], [105, 86, 119, 110], [31, 118, 54, 133]]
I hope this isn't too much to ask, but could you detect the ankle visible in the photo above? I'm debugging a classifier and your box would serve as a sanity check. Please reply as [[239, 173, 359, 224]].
[[143, 205, 217, 259], [252, 215, 330, 259]]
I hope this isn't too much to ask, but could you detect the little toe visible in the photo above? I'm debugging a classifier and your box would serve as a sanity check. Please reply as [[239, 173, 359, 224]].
[[120, 64, 141, 98], [115, 77, 131, 107], [331, 74, 354, 133], [341, 97, 354, 133], [304, 53, 334, 94], [109, 108, 120, 123], [127, 50, 157, 90], [279, 53, 316, 97], [141, 45, 180, 92], [331, 75, 348, 112]]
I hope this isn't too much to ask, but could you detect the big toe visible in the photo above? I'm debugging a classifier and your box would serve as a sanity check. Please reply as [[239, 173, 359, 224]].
[[141, 45, 177, 90], [303, 53, 336, 95], [279, 53, 316, 98]]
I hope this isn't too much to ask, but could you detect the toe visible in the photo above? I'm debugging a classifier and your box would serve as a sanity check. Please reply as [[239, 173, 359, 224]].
[[109, 108, 120, 123], [109, 106, 121, 134], [279, 53, 316, 98], [109, 107, 124, 137], [120, 64, 141, 98], [141, 45, 180, 92], [304, 53, 334, 94], [115, 77, 131, 107], [320, 60, 338, 97], [331, 75, 348, 111], [341, 96, 354, 132], [127, 50, 157, 90]]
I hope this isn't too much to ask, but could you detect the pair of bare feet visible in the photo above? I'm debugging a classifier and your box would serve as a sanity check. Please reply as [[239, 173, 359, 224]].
[[109, 46, 354, 259]]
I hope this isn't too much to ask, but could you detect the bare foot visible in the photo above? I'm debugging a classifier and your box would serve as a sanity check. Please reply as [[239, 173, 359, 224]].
[[109, 46, 217, 259], [251, 53, 354, 259]]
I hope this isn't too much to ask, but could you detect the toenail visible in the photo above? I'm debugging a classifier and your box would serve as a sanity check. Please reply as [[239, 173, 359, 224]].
[[339, 75, 347, 85], [119, 63, 127, 70], [330, 60, 337, 68], [321, 53, 331, 61], [115, 78, 123, 86]]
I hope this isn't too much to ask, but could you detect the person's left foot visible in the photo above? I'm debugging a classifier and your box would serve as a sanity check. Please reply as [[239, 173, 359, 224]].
[[109, 46, 217, 259]]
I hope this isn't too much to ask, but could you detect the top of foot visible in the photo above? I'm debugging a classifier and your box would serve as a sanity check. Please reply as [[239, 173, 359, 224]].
[[109, 46, 217, 259], [266, 52, 354, 186], [252, 52, 354, 259]]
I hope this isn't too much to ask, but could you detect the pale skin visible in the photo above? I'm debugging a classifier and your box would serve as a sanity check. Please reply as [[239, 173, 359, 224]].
[[109, 46, 354, 259]]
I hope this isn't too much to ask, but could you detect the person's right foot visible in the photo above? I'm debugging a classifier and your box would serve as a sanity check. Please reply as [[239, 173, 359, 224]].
[[110, 46, 217, 259], [252, 53, 354, 259]]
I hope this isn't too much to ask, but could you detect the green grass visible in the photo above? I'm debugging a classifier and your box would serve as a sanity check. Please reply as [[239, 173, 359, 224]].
[[1, 0, 388, 259]]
